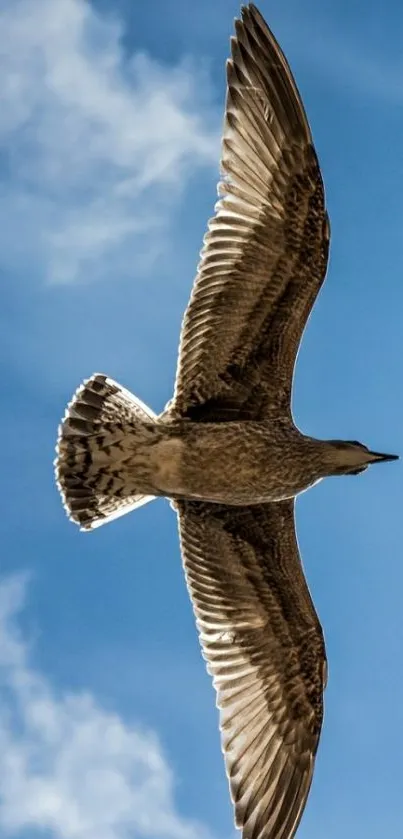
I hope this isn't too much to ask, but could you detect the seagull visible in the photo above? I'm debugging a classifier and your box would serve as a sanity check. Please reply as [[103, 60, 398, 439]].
[[55, 5, 398, 838]]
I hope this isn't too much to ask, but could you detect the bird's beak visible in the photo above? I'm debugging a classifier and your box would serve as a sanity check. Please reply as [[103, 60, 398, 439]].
[[368, 451, 399, 463]]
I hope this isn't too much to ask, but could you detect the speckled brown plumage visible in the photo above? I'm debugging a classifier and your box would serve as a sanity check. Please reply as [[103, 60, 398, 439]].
[[54, 5, 397, 839], [171, 5, 329, 424], [178, 500, 326, 839]]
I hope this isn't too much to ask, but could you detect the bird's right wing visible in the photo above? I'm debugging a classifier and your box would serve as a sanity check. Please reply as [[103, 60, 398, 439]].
[[177, 499, 327, 839], [169, 4, 329, 424]]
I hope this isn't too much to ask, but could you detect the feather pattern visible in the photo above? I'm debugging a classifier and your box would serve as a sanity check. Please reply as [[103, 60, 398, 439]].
[[177, 500, 327, 839], [169, 4, 329, 424]]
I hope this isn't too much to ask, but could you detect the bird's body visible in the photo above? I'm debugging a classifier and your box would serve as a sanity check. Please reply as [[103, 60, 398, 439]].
[[66, 411, 324, 504], [55, 5, 397, 839], [156, 419, 321, 503]]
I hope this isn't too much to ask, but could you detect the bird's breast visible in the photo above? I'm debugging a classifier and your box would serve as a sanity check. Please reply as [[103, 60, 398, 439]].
[[149, 423, 315, 505]]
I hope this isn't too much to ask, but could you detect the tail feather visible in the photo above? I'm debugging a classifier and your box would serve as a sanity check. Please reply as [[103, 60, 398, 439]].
[[55, 374, 157, 530]]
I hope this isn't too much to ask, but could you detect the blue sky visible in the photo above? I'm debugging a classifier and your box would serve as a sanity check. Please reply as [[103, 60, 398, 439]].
[[0, 0, 402, 837]]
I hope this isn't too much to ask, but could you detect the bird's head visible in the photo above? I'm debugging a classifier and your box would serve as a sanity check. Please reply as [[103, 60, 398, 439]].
[[324, 439, 399, 476]]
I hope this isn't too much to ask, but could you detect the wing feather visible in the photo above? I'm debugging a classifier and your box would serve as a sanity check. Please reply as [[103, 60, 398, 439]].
[[169, 4, 329, 423], [177, 498, 326, 839]]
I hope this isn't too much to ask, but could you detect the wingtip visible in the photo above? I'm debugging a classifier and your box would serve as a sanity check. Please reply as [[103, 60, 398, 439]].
[[238, 4, 257, 26], [241, 3, 267, 29]]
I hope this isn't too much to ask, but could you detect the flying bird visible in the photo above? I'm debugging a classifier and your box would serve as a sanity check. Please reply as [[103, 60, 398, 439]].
[[55, 5, 398, 838]]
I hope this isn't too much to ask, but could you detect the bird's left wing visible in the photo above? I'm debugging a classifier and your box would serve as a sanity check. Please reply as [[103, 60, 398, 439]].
[[177, 499, 327, 839]]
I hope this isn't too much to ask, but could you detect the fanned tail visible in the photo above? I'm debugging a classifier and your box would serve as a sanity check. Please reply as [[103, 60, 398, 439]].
[[55, 374, 157, 530]]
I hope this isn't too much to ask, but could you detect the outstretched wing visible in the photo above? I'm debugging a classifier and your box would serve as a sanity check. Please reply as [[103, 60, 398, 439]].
[[177, 499, 327, 839], [170, 4, 329, 423]]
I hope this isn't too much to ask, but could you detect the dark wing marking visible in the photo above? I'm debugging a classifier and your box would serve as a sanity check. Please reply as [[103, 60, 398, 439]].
[[169, 4, 329, 423], [177, 498, 327, 839]]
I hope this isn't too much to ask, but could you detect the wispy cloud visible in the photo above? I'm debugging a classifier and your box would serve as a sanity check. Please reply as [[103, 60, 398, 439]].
[[0, 574, 214, 839], [0, 0, 219, 285]]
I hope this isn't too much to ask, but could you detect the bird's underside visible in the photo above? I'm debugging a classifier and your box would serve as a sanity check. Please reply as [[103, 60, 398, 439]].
[[55, 5, 331, 839], [166, 9, 330, 831]]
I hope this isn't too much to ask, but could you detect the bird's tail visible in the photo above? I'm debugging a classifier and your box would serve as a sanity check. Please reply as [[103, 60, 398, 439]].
[[55, 374, 157, 531]]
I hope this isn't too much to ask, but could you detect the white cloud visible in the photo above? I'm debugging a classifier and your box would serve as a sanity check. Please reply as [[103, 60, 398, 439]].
[[0, 0, 219, 284], [0, 574, 214, 839]]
